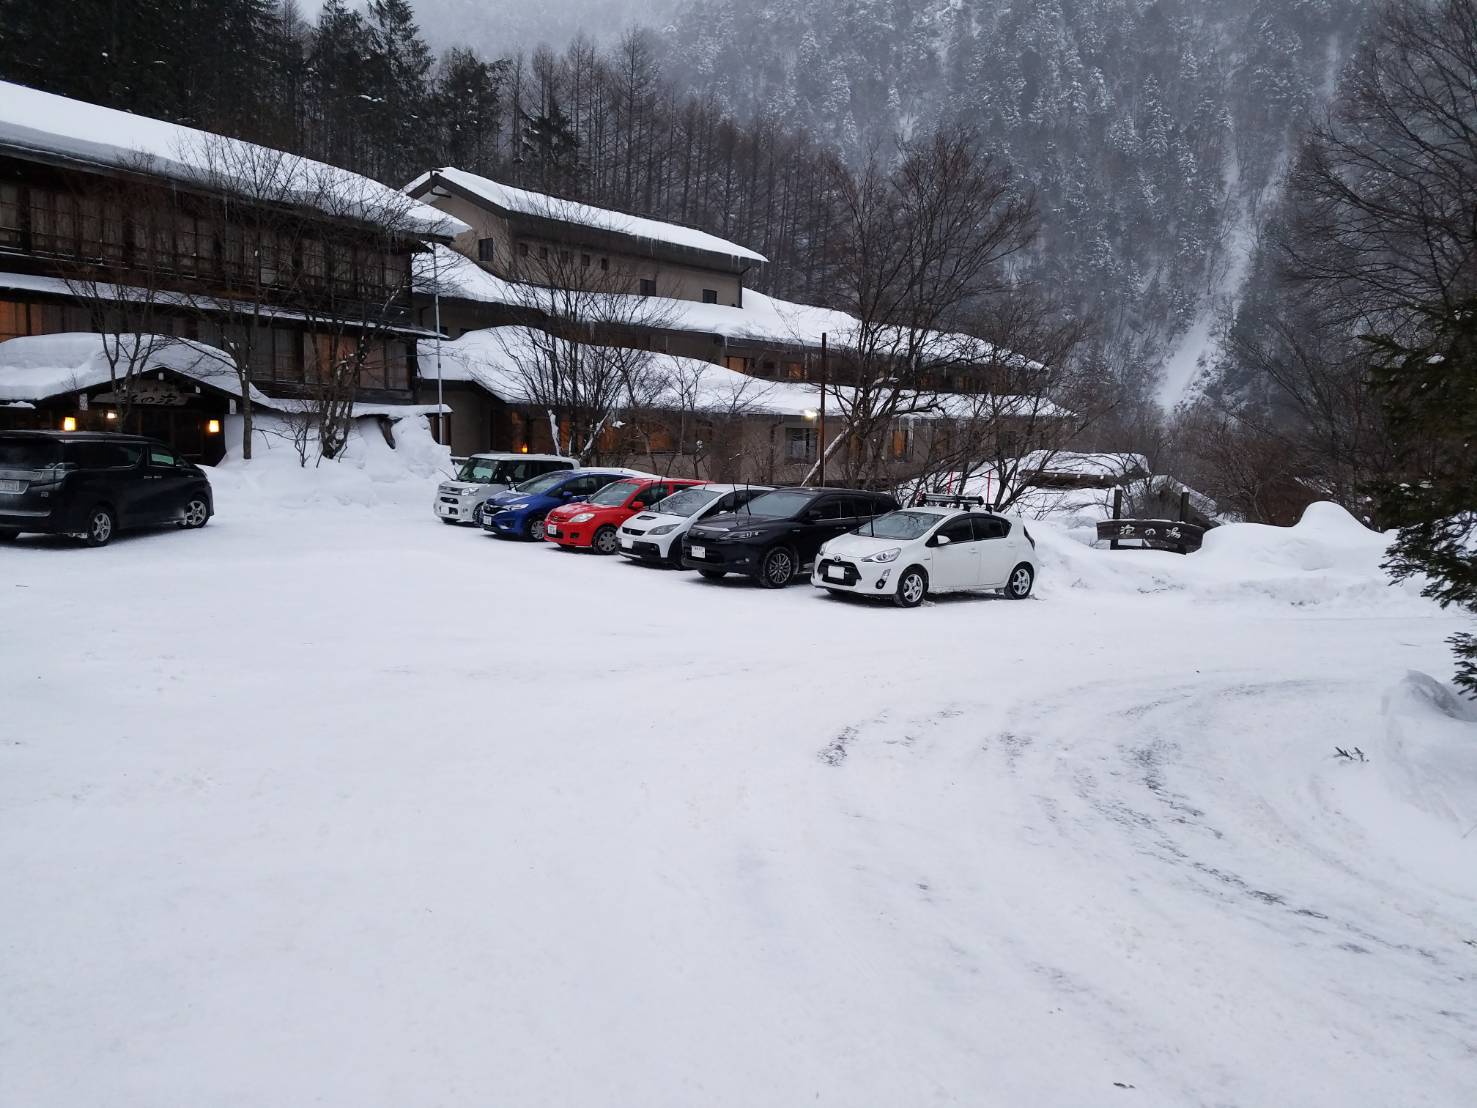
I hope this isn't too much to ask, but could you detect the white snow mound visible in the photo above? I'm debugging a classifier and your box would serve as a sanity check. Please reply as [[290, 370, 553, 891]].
[[1380, 671, 1477, 829], [208, 412, 453, 515], [1031, 501, 1422, 609]]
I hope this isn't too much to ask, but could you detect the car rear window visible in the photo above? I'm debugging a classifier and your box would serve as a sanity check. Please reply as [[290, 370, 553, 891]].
[[0, 438, 62, 468]]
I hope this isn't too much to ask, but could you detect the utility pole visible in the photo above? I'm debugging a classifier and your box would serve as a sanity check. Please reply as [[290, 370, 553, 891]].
[[431, 246, 445, 446], [818, 331, 827, 486]]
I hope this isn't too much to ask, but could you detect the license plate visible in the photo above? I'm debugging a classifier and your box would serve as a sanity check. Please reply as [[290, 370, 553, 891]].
[[546, 525, 558, 536], [826, 564, 846, 580], [619, 537, 633, 548], [690, 545, 706, 559], [0, 479, 22, 494]]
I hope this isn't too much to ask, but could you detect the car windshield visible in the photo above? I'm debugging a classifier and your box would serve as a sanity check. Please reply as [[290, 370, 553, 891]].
[[858, 510, 940, 540], [513, 472, 569, 495], [648, 487, 719, 517], [738, 489, 817, 518], [589, 479, 641, 507], [456, 457, 520, 484], [0, 438, 63, 469]]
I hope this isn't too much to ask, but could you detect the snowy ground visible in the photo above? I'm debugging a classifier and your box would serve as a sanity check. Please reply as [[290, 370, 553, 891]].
[[2, 442, 1475, 1107]]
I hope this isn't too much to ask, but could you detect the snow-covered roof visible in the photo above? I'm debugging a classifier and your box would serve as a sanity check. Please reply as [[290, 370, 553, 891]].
[[1016, 450, 1151, 479], [417, 245, 865, 349], [421, 326, 1064, 422], [406, 167, 766, 264], [0, 333, 448, 420], [0, 333, 269, 406], [424, 327, 820, 416], [0, 80, 468, 240]]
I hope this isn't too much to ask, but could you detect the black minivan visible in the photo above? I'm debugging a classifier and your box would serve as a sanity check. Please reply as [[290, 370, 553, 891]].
[[682, 486, 899, 587], [0, 431, 214, 547]]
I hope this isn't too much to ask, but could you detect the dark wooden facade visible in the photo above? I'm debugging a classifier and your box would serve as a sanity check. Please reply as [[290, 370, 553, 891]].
[[0, 148, 447, 456]]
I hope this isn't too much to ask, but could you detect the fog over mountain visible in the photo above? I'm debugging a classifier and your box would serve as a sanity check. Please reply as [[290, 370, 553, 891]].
[[408, 0, 1368, 399]]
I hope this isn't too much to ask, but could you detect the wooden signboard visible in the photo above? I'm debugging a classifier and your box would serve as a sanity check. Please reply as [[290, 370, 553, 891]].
[[1096, 518, 1206, 554]]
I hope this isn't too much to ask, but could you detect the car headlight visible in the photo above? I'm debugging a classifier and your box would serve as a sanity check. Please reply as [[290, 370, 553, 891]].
[[730, 530, 763, 540], [570, 512, 595, 524], [863, 547, 901, 563], [649, 523, 677, 535]]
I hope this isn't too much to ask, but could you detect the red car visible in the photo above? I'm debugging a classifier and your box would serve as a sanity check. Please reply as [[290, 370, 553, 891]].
[[544, 476, 704, 554]]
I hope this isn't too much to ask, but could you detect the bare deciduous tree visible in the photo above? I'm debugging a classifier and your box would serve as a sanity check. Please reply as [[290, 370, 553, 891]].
[[908, 292, 1103, 510], [494, 214, 679, 462], [812, 127, 1039, 486]]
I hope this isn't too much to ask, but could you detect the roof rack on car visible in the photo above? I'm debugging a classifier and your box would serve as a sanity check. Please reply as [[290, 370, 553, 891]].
[[919, 493, 987, 510]]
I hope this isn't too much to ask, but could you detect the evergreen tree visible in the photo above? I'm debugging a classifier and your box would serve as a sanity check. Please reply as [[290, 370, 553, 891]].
[[1370, 302, 1477, 695]]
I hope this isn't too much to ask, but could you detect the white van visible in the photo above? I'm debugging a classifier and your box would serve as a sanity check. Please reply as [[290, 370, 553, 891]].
[[434, 453, 576, 525]]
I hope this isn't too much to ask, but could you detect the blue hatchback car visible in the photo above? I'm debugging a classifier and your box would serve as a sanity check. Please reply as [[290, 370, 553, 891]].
[[479, 469, 634, 541]]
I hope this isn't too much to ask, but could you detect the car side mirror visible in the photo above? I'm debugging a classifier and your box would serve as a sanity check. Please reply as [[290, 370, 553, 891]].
[[631, 502, 645, 511], [932, 534, 952, 547], [804, 509, 820, 521]]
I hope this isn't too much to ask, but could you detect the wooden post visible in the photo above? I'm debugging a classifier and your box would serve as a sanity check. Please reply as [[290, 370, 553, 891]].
[[1111, 487, 1122, 550], [1178, 489, 1189, 522], [818, 331, 827, 487]]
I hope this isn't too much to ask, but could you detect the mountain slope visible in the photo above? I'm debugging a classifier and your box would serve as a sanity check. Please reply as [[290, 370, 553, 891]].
[[661, 0, 1365, 397]]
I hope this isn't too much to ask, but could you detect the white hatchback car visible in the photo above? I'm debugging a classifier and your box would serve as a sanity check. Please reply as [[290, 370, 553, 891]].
[[618, 483, 773, 566], [812, 502, 1038, 607]]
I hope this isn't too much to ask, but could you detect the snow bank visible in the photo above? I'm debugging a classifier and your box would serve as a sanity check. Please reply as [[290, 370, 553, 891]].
[[208, 412, 454, 514], [1032, 501, 1425, 610], [1379, 671, 1477, 830]]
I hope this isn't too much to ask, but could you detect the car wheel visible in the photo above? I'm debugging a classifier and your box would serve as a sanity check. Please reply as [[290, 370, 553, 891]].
[[180, 497, 210, 529], [1005, 563, 1035, 599], [894, 566, 928, 608], [527, 517, 546, 542], [757, 546, 795, 589], [667, 542, 685, 568], [698, 568, 727, 580], [592, 525, 620, 555], [83, 504, 116, 548]]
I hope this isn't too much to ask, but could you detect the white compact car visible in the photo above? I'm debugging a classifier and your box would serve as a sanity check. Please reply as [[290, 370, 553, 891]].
[[617, 483, 773, 566], [434, 452, 574, 525], [812, 502, 1038, 607]]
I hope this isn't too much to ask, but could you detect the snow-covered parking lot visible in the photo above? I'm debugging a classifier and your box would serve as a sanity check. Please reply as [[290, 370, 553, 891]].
[[2, 453, 1474, 1107]]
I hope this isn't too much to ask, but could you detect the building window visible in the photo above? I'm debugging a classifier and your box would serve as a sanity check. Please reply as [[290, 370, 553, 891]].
[[639, 278, 656, 296], [517, 242, 529, 257], [477, 237, 496, 263], [539, 245, 549, 260], [0, 184, 20, 248], [581, 253, 591, 267], [0, 298, 26, 342], [786, 427, 817, 462], [702, 288, 718, 304], [891, 424, 914, 460], [599, 257, 609, 271]]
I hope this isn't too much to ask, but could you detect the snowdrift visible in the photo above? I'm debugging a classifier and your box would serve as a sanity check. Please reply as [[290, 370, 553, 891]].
[[208, 412, 453, 515], [1032, 501, 1426, 609], [1379, 671, 1477, 830]]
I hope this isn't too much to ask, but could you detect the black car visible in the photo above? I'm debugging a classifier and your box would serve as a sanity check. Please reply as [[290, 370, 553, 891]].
[[0, 431, 214, 547], [682, 486, 900, 587]]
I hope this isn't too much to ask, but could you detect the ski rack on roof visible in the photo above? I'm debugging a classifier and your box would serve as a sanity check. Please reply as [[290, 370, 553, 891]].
[[919, 493, 988, 510]]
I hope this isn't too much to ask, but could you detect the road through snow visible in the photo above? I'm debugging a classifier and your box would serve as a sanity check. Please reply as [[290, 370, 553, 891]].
[[1, 486, 1473, 1107]]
